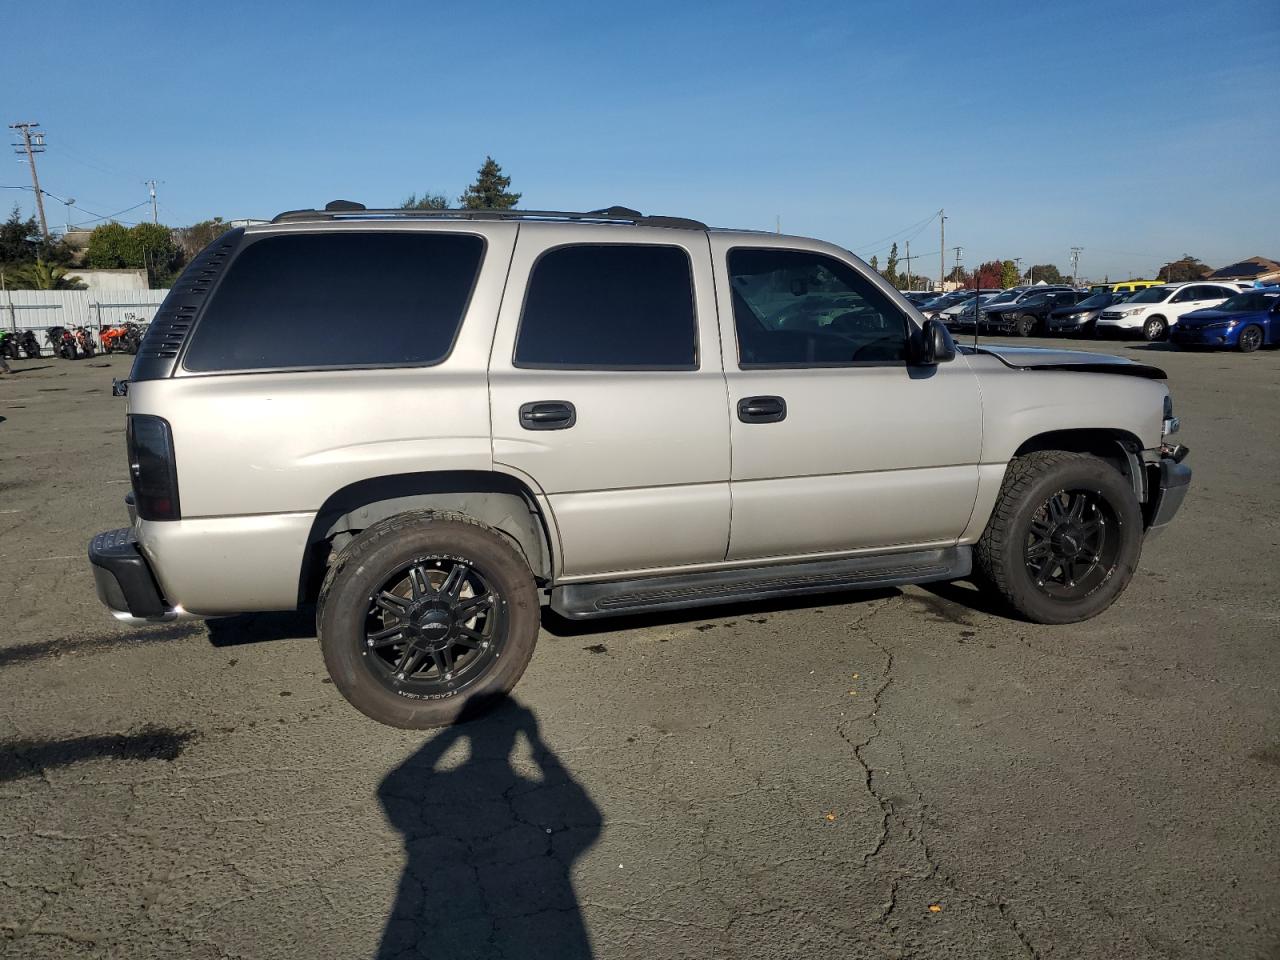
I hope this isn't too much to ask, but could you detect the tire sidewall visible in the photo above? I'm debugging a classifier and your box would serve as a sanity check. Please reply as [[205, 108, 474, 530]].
[[995, 459, 1143, 624], [1238, 325, 1262, 353], [318, 518, 540, 728]]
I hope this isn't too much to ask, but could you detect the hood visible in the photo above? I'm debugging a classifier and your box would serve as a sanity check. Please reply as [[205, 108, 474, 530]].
[[1048, 304, 1092, 318], [1179, 307, 1259, 326], [962, 344, 1167, 379]]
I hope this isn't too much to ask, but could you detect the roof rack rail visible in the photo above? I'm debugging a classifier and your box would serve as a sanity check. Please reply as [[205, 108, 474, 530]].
[[269, 201, 707, 230]]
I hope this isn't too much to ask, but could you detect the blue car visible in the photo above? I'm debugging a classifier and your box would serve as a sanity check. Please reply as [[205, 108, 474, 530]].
[[1171, 288, 1280, 352]]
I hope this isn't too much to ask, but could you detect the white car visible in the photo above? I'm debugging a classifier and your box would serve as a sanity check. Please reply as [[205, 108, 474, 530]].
[[1096, 282, 1244, 341]]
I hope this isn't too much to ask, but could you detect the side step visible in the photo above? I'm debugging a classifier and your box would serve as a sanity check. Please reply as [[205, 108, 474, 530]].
[[550, 546, 971, 620]]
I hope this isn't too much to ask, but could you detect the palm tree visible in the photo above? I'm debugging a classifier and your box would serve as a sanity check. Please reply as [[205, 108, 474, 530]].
[[6, 259, 86, 290]]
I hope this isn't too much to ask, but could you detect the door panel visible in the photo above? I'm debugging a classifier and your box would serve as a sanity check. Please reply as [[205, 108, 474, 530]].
[[489, 224, 731, 579], [710, 234, 983, 561]]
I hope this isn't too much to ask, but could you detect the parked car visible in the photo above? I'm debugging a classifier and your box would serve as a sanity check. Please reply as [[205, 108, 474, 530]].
[[951, 285, 1075, 332], [1095, 282, 1243, 341], [1091, 280, 1164, 296], [901, 291, 940, 307], [89, 203, 1191, 728], [1046, 290, 1131, 337], [1170, 288, 1280, 352], [916, 289, 976, 319], [938, 292, 1002, 329], [982, 289, 1093, 337]]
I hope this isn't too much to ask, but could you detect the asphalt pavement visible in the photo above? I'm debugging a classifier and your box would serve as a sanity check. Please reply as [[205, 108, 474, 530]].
[[1, 340, 1277, 959]]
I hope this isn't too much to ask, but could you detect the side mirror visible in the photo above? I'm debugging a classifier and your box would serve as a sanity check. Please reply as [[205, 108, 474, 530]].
[[918, 319, 956, 365]]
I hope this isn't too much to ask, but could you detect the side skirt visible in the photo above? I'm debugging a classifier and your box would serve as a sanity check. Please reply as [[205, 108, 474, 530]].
[[550, 546, 971, 620]]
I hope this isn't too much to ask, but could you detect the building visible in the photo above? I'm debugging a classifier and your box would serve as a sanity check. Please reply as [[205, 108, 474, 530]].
[[1208, 256, 1280, 285], [59, 268, 150, 292]]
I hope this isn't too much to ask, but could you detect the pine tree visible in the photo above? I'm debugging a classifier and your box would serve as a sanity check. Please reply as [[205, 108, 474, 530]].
[[459, 156, 521, 210], [869, 255, 879, 272], [883, 243, 900, 288]]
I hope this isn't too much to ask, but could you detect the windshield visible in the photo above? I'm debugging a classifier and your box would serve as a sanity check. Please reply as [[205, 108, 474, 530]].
[[987, 291, 1018, 304], [1217, 291, 1280, 312], [1129, 286, 1172, 304], [1075, 293, 1112, 309]]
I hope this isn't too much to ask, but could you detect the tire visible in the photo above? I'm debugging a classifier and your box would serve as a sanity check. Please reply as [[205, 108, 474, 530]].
[[1142, 316, 1168, 341], [976, 451, 1143, 624], [317, 510, 540, 729], [1237, 325, 1263, 353], [1014, 314, 1037, 337]]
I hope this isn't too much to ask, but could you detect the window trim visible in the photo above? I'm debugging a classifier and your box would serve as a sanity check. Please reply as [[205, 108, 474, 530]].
[[511, 241, 701, 372], [727, 246, 913, 370], [176, 229, 488, 377]]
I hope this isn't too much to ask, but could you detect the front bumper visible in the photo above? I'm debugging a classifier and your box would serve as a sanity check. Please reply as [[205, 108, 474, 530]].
[[1170, 326, 1234, 347], [1145, 448, 1192, 537], [88, 527, 176, 622]]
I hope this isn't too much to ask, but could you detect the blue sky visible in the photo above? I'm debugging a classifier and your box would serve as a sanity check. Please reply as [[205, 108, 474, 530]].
[[5, 0, 1277, 280]]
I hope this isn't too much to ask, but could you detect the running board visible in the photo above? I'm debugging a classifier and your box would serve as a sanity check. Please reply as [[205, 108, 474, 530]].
[[550, 546, 971, 620]]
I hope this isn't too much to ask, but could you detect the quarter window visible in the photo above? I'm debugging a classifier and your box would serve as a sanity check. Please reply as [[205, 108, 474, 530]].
[[183, 232, 483, 372], [728, 248, 909, 367], [514, 244, 697, 368]]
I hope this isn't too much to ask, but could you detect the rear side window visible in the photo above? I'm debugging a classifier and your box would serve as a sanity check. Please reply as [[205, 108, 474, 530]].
[[182, 232, 484, 372], [514, 244, 697, 369]]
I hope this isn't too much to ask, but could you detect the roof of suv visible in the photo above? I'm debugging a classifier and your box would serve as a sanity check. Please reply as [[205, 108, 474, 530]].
[[269, 201, 711, 232]]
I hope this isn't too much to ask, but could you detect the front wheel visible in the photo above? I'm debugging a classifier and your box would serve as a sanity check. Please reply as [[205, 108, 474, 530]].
[[1142, 316, 1168, 341], [1237, 325, 1263, 353], [976, 451, 1143, 624], [1014, 314, 1037, 337], [317, 511, 540, 728]]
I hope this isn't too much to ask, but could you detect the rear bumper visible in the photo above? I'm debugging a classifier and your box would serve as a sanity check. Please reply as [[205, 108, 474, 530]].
[[88, 527, 178, 622], [1145, 452, 1192, 538]]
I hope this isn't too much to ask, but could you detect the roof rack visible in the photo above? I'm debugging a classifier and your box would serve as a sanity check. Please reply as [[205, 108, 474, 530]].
[[270, 201, 707, 231]]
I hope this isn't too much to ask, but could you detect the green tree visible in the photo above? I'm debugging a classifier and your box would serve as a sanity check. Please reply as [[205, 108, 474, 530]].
[[86, 222, 183, 287], [174, 217, 230, 260], [5, 258, 86, 290], [1157, 255, 1210, 283], [401, 192, 449, 210], [999, 259, 1020, 289], [869, 255, 879, 272], [882, 242, 900, 288], [459, 156, 521, 210], [945, 265, 969, 285], [1028, 263, 1064, 284], [0, 206, 41, 266]]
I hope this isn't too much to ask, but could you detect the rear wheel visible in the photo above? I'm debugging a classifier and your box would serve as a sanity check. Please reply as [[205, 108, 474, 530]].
[[976, 452, 1143, 624], [1142, 316, 1168, 341], [1237, 324, 1263, 353], [317, 511, 540, 728]]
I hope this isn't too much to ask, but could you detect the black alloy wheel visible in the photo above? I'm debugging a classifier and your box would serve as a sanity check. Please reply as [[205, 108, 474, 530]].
[[1015, 314, 1037, 337], [1238, 325, 1263, 353], [363, 556, 504, 698], [1023, 489, 1119, 600]]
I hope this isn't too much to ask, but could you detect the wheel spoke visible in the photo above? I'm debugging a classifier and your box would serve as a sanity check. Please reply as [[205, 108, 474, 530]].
[[455, 625, 486, 648], [1047, 494, 1067, 523], [1026, 540, 1052, 560], [440, 564, 468, 599], [430, 647, 455, 678], [1069, 494, 1087, 522], [394, 648, 427, 679], [1029, 518, 1054, 540], [408, 566, 431, 599], [367, 626, 404, 649], [375, 592, 411, 617], [456, 593, 493, 618]]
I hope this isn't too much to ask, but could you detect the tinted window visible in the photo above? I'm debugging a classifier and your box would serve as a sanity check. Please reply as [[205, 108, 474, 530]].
[[183, 232, 483, 372], [728, 249, 908, 366], [514, 244, 696, 368]]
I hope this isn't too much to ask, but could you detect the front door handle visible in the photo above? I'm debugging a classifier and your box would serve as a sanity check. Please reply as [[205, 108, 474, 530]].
[[737, 396, 787, 424], [519, 401, 576, 430]]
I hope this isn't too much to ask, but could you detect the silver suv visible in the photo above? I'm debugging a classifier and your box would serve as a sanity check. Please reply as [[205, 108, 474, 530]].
[[88, 203, 1191, 728]]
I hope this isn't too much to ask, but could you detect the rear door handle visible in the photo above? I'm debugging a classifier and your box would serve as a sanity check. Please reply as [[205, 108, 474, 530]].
[[737, 396, 786, 424], [519, 401, 576, 430]]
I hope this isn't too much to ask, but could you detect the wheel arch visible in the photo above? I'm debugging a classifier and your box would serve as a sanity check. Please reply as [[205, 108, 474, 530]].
[[297, 470, 556, 606], [1014, 428, 1147, 502]]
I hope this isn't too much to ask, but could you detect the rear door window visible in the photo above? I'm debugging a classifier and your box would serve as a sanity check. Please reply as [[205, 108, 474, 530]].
[[183, 232, 484, 372], [514, 244, 697, 369]]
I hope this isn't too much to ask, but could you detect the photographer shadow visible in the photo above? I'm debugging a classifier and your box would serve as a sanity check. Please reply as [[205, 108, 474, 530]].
[[377, 698, 601, 960]]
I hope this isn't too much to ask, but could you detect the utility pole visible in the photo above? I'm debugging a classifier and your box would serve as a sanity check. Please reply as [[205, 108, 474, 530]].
[[902, 239, 916, 290], [939, 209, 946, 290], [145, 179, 161, 224], [10, 122, 49, 239], [1013, 257, 1023, 285], [952, 246, 964, 286], [1070, 246, 1083, 287]]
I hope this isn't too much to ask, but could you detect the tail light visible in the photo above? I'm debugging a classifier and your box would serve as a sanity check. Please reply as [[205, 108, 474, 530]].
[[126, 415, 181, 521]]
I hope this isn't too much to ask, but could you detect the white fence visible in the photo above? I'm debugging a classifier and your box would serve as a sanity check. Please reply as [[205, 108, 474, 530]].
[[2, 289, 169, 337]]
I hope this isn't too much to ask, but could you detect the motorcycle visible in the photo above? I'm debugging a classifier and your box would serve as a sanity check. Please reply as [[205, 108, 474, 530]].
[[46, 326, 78, 360], [100, 320, 144, 355], [19, 330, 40, 358], [74, 326, 98, 358]]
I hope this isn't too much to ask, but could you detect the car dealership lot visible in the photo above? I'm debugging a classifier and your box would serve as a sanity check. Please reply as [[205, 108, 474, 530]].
[[1, 344, 1277, 960]]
